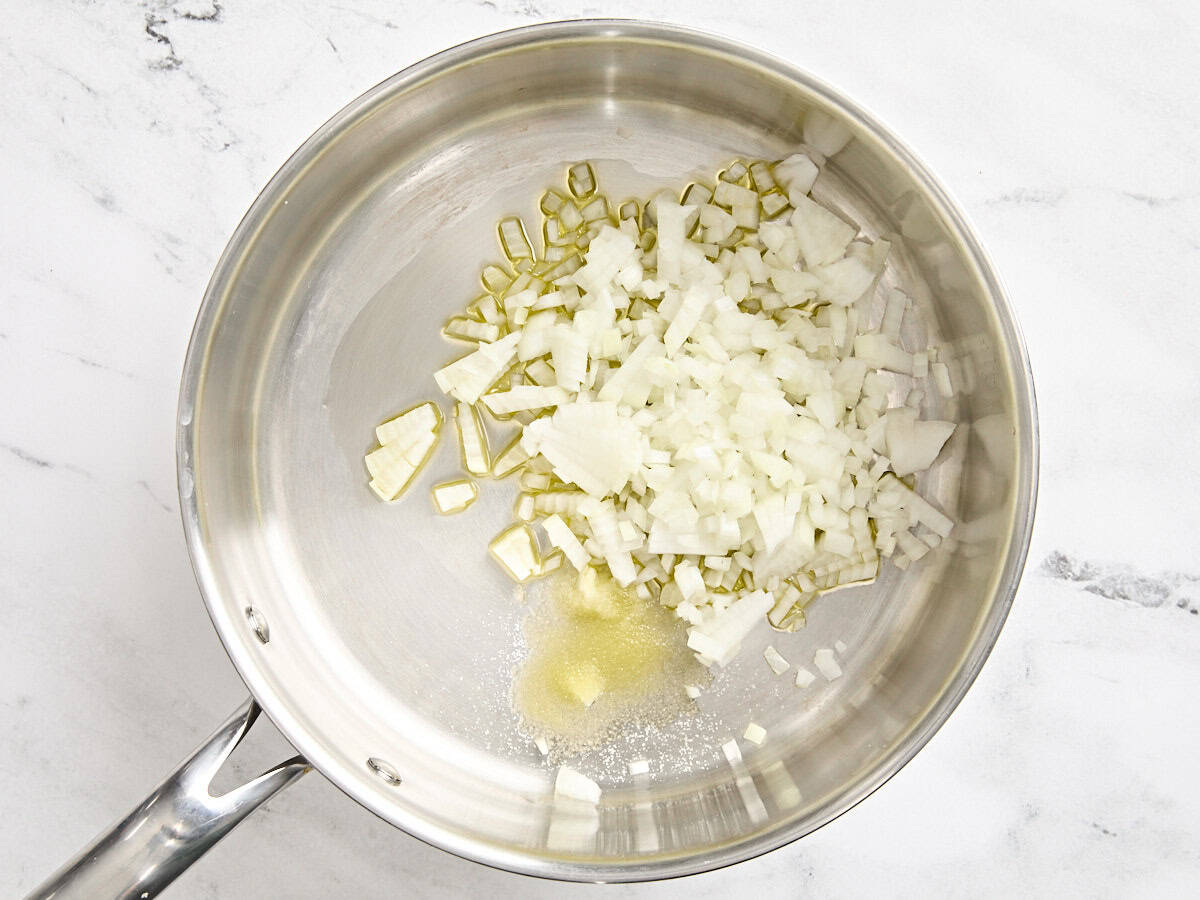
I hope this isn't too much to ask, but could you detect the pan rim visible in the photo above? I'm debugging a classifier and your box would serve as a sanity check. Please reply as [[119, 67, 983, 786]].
[[177, 17, 1039, 883]]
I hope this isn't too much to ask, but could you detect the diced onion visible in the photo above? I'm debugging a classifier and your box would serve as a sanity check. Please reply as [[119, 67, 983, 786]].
[[743, 722, 767, 745], [443, 316, 501, 343], [686, 590, 775, 667], [454, 402, 490, 476], [489, 523, 541, 583], [498, 216, 533, 261], [492, 436, 531, 478], [366, 406, 441, 501], [541, 514, 590, 571], [375, 401, 441, 447], [431, 479, 478, 514], [763, 645, 790, 675], [814, 648, 842, 681], [482, 385, 569, 416], [406, 154, 960, 670], [554, 766, 601, 804], [434, 333, 520, 404]]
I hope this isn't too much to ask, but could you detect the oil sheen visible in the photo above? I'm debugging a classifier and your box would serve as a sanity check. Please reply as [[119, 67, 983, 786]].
[[514, 567, 707, 752]]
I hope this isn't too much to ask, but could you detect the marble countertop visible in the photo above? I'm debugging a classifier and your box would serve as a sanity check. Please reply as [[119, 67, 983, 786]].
[[3, 1, 1198, 896]]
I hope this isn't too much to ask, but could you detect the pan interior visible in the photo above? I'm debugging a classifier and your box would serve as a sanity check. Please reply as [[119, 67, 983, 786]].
[[180, 23, 1033, 880]]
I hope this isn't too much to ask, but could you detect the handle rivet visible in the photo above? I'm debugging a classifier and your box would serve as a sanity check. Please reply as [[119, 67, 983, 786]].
[[244, 607, 269, 644], [367, 757, 402, 786]]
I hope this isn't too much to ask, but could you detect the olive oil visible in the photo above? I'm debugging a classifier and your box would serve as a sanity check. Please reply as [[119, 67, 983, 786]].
[[515, 567, 706, 751]]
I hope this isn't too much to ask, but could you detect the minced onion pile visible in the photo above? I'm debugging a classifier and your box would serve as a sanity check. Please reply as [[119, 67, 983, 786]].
[[366, 143, 958, 672]]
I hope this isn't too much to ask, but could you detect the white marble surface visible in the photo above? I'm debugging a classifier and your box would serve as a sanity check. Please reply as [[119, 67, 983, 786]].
[[3, 1, 1199, 896]]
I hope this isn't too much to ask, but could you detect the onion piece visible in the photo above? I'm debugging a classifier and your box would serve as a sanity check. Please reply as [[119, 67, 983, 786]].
[[554, 766, 601, 804], [434, 333, 521, 404], [491, 436, 532, 478], [686, 589, 775, 667], [498, 216, 533, 262], [444, 316, 501, 343], [763, 645, 790, 675], [480, 264, 512, 296], [375, 401, 441, 447], [366, 424, 439, 501], [814, 648, 842, 681], [853, 333, 916, 375], [883, 408, 955, 477], [520, 403, 644, 497], [627, 759, 650, 776], [482, 385, 569, 416], [454, 402, 490, 476], [773, 152, 819, 198], [743, 722, 767, 745], [541, 514, 589, 571], [567, 163, 597, 200], [672, 561, 706, 602], [489, 523, 542, 583], [791, 196, 856, 267], [432, 479, 478, 514]]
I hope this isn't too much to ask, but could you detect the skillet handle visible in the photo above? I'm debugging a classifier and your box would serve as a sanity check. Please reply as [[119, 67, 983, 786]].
[[27, 698, 309, 900]]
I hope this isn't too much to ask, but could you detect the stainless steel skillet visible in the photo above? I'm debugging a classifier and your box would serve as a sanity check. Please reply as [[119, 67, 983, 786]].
[[32, 19, 1037, 898]]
